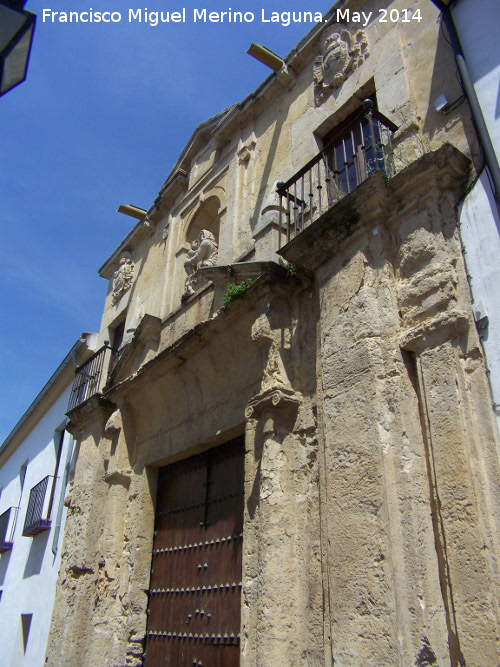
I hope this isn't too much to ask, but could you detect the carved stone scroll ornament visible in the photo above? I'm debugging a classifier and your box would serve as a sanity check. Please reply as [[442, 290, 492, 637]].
[[111, 253, 135, 305], [314, 24, 369, 106], [183, 229, 219, 296], [245, 386, 301, 421]]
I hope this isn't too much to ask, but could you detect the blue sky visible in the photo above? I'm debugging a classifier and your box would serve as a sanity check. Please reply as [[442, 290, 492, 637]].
[[0, 0, 332, 441]]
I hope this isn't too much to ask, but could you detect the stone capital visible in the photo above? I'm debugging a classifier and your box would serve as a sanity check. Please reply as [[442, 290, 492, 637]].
[[245, 385, 301, 421], [399, 309, 469, 353], [103, 469, 132, 487]]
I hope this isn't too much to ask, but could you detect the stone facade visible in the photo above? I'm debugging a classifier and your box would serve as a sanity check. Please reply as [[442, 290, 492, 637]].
[[46, 1, 500, 665]]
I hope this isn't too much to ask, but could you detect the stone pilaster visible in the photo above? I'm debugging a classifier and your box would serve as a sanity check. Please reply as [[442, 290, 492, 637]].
[[280, 145, 500, 665], [401, 327, 500, 665], [242, 386, 323, 667], [46, 397, 115, 666], [46, 399, 154, 667]]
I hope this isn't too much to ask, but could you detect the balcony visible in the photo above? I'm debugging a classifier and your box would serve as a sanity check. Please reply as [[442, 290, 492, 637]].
[[67, 344, 113, 412], [277, 104, 395, 247], [22, 476, 53, 537], [0, 506, 19, 553]]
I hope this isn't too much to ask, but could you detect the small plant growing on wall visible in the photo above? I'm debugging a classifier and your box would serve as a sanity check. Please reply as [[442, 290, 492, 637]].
[[223, 279, 254, 308]]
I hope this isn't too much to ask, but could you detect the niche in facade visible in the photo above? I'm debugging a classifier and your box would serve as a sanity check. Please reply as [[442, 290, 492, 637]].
[[186, 196, 220, 245], [183, 197, 220, 298]]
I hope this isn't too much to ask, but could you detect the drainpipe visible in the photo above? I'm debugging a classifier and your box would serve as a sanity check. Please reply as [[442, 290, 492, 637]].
[[430, 0, 500, 206]]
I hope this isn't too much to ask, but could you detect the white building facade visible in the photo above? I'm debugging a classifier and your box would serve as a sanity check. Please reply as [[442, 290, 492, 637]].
[[449, 0, 500, 431], [0, 335, 96, 666]]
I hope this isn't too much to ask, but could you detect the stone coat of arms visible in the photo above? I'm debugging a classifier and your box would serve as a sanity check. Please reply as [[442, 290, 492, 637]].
[[314, 24, 369, 105]]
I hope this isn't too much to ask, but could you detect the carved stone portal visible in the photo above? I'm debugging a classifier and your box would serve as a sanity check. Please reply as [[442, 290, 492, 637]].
[[111, 253, 134, 305], [183, 229, 218, 297], [314, 24, 369, 106]]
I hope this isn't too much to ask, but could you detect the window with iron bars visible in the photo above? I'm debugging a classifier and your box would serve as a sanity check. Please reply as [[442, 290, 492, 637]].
[[277, 100, 396, 245], [322, 102, 396, 199], [0, 506, 19, 552], [0, 508, 13, 552], [22, 476, 53, 537]]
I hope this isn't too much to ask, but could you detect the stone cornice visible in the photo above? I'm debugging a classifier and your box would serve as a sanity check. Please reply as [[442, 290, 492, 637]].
[[103, 264, 308, 402], [279, 144, 470, 272], [278, 170, 388, 272], [198, 261, 282, 287], [66, 394, 116, 436], [148, 169, 189, 223], [98, 219, 154, 280], [106, 314, 162, 387], [399, 309, 470, 353], [387, 142, 471, 208]]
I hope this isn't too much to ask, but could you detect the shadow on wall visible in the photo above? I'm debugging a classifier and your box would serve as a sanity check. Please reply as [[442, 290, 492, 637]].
[[423, 16, 479, 166], [23, 530, 50, 579], [0, 550, 12, 585]]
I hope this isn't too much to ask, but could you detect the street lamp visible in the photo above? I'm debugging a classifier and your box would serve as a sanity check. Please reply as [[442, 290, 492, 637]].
[[0, 0, 36, 98]]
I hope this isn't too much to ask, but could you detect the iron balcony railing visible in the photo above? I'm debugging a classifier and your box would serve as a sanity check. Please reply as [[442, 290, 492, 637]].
[[277, 104, 395, 246], [68, 344, 113, 412], [0, 506, 19, 552], [23, 476, 53, 537]]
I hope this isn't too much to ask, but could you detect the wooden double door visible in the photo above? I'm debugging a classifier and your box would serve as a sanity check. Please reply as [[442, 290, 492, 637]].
[[144, 436, 244, 666]]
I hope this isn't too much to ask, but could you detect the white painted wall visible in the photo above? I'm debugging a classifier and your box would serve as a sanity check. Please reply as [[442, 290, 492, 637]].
[[453, 0, 500, 160], [459, 173, 500, 406], [453, 0, 500, 430], [0, 384, 74, 667]]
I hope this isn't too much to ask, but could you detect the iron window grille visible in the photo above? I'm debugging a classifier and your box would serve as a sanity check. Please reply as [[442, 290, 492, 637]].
[[22, 476, 53, 537], [0, 506, 19, 552]]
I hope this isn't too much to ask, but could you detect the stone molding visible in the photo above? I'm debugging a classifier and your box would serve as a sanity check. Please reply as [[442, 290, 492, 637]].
[[399, 309, 470, 353], [102, 469, 132, 487], [66, 394, 116, 435], [135, 313, 162, 348], [245, 385, 301, 421], [150, 168, 189, 222], [237, 141, 255, 166], [106, 314, 162, 387], [104, 409, 122, 435]]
